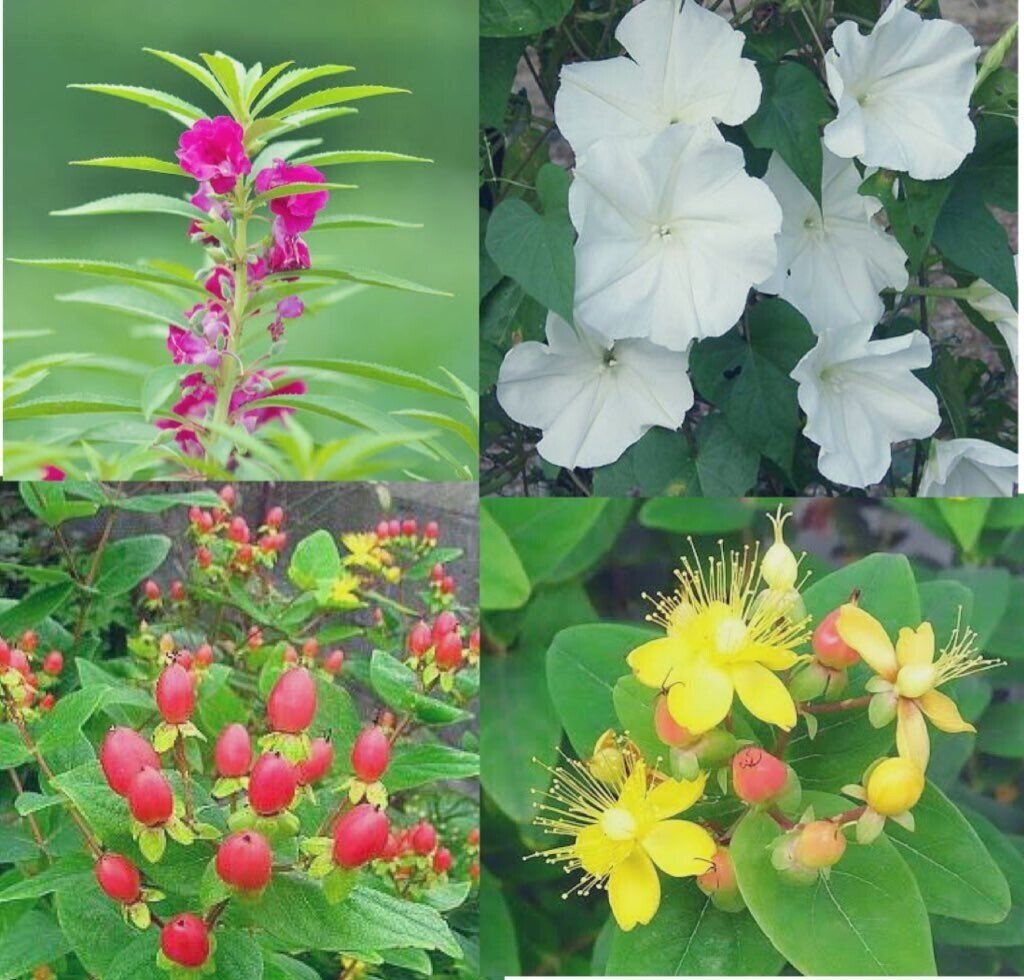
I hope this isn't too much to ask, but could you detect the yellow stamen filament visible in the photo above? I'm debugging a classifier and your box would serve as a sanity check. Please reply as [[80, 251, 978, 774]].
[[934, 611, 1004, 687]]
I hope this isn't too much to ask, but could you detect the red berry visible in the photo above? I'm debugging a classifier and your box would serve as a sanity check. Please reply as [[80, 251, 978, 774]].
[[469, 861, 479, 880], [432, 847, 453, 874], [654, 695, 693, 748], [42, 651, 63, 676], [441, 576, 456, 595], [467, 827, 480, 846], [40, 693, 55, 711], [435, 632, 463, 670], [9, 649, 30, 678], [219, 485, 236, 508], [266, 506, 284, 528], [732, 747, 788, 804], [432, 612, 458, 641], [216, 831, 273, 891], [283, 645, 298, 665], [155, 662, 195, 725], [697, 846, 737, 895], [20, 631, 38, 653], [388, 519, 401, 538], [22, 686, 36, 708], [401, 518, 417, 537], [812, 609, 860, 670], [161, 914, 210, 969], [794, 820, 847, 869], [188, 506, 202, 524], [128, 767, 173, 826], [195, 643, 214, 668], [323, 649, 345, 675], [297, 737, 334, 785], [380, 833, 400, 862], [429, 563, 444, 584], [235, 543, 254, 565], [215, 723, 252, 778], [410, 821, 437, 855], [267, 668, 317, 733], [375, 520, 390, 540], [332, 804, 389, 868], [100, 727, 161, 796], [197, 547, 213, 569], [469, 629, 480, 654], [143, 580, 161, 602], [170, 580, 186, 602], [0, 639, 10, 669], [249, 754, 297, 815], [302, 638, 319, 659], [95, 852, 142, 904], [424, 521, 439, 540], [407, 622, 432, 657], [351, 727, 391, 782], [176, 649, 194, 671]]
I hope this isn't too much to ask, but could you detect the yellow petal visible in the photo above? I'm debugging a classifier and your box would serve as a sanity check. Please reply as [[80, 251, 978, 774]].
[[918, 689, 975, 734], [731, 661, 797, 730], [607, 847, 660, 932], [836, 605, 898, 681], [896, 698, 931, 770], [617, 760, 648, 815], [735, 641, 801, 671], [666, 662, 733, 735], [646, 772, 707, 820], [574, 823, 631, 877], [896, 623, 935, 668], [642, 819, 716, 877], [626, 637, 687, 689]]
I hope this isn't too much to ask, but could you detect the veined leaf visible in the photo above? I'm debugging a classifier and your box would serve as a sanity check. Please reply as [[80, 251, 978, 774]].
[[306, 213, 422, 232], [245, 60, 295, 108], [70, 156, 185, 176], [6, 395, 138, 421], [273, 265, 450, 296], [294, 150, 432, 167], [57, 285, 191, 327], [277, 85, 409, 117], [253, 64, 356, 114], [51, 193, 206, 221], [278, 358, 457, 399], [10, 258, 204, 292], [67, 83, 206, 124], [253, 181, 355, 205], [142, 48, 233, 109], [391, 409, 477, 451]]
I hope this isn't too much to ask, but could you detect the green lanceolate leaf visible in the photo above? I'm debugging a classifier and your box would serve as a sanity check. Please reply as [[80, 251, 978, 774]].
[[304, 212, 422, 232], [732, 806, 936, 975], [276, 85, 409, 117], [5, 395, 138, 422], [383, 744, 479, 791], [94, 534, 172, 597], [252, 181, 355, 204], [10, 258, 205, 292], [252, 64, 355, 114], [480, 505, 530, 611], [369, 650, 469, 725], [0, 582, 75, 641], [67, 83, 206, 124], [143, 47, 234, 109], [69, 156, 186, 176], [294, 150, 432, 167], [250, 138, 324, 174], [391, 409, 477, 451], [268, 265, 450, 297], [279, 358, 454, 399], [200, 51, 245, 114], [51, 193, 207, 221]]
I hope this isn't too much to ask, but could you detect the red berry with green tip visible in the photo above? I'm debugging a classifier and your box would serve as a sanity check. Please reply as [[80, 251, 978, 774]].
[[267, 667, 317, 733], [128, 767, 173, 826], [161, 913, 210, 968], [388, 519, 401, 538], [9, 649, 30, 677], [266, 506, 284, 528], [424, 521, 439, 540], [170, 580, 186, 602], [100, 727, 161, 796], [197, 547, 213, 569], [143, 580, 161, 601], [248, 753, 297, 815], [0, 639, 10, 668], [467, 827, 480, 846], [432, 612, 458, 641], [95, 852, 142, 904], [411, 821, 438, 855], [375, 520, 390, 540], [731, 747, 788, 804], [332, 804, 390, 868], [407, 622, 432, 656], [402, 518, 416, 536], [216, 831, 273, 891], [20, 631, 38, 653], [215, 723, 252, 778], [195, 643, 214, 668], [155, 662, 195, 724], [219, 485, 236, 507], [351, 727, 390, 782], [297, 736, 334, 785]]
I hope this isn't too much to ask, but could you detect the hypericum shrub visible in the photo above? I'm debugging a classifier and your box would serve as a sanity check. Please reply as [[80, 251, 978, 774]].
[[7, 50, 477, 481], [0, 483, 478, 977], [480, 0, 1018, 497], [481, 498, 1020, 975]]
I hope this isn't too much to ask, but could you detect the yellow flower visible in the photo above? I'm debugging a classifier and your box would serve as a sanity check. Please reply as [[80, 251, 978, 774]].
[[865, 757, 925, 817], [341, 533, 385, 571], [626, 529, 810, 735], [836, 605, 1002, 769], [328, 573, 362, 607], [531, 737, 715, 931]]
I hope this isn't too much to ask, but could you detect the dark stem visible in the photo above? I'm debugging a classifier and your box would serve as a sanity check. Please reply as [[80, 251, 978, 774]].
[[800, 695, 872, 715]]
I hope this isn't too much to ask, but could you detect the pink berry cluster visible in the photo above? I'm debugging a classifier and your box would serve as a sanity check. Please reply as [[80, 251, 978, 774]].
[[406, 611, 480, 693], [0, 630, 62, 716]]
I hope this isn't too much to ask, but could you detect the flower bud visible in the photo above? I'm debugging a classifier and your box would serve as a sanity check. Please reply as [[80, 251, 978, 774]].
[[696, 846, 745, 911], [866, 757, 924, 816], [793, 820, 847, 869], [587, 730, 628, 784], [694, 728, 738, 768], [868, 691, 898, 728], [732, 747, 788, 804], [812, 609, 860, 669], [761, 510, 798, 591]]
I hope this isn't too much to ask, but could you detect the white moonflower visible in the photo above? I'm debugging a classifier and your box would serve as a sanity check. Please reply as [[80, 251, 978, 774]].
[[919, 438, 1018, 497], [823, 0, 978, 181], [495, 312, 693, 470], [554, 0, 761, 155], [757, 149, 909, 333], [570, 125, 782, 350], [964, 270, 1018, 372], [790, 325, 940, 488]]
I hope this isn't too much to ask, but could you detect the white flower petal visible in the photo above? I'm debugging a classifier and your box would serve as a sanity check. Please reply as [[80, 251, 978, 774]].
[[823, 0, 978, 180], [555, 0, 761, 154], [758, 148, 908, 333], [495, 312, 694, 469], [570, 126, 781, 350], [965, 260, 1018, 372], [791, 325, 940, 487], [919, 439, 1018, 496]]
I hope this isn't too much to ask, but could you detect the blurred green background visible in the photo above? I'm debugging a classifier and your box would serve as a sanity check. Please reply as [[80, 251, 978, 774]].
[[3, 0, 477, 475]]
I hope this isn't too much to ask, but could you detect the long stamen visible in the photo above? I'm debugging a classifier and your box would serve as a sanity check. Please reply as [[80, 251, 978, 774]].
[[935, 609, 1004, 686]]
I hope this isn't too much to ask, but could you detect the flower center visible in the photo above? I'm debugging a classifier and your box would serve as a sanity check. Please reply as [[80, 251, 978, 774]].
[[655, 224, 673, 240], [600, 806, 637, 841], [715, 615, 749, 658], [895, 663, 938, 699]]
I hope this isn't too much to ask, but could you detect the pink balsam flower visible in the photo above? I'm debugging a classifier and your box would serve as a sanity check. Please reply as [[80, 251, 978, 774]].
[[268, 223, 312, 274], [188, 182, 231, 242], [254, 160, 329, 234], [41, 465, 66, 481], [177, 116, 251, 194], [231, 371, 308, 432], [167, 326, 221, 368]]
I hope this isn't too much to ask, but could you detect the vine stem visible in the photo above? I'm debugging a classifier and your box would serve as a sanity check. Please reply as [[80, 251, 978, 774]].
[[800, 694, 872, 714], [8, 767, 49, 861], [173, 738, 196, 824], [901, 284, 971, 300]]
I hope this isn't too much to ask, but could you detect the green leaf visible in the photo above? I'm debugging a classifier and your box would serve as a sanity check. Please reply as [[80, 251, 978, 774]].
[[934, 498, 992, 552], [295, 150, 432, 167], [306, 213, 422, 232], [52, 192, 206, 221], [253, 180, 355, 204], [58, 285, 191, 327], [36, 687, 110, 755], [5, 394, 138, 422], [94, 534, 171, 597], [859, 171, 952, 271], [745, 62, 833, 203], [887, 780, 1010, 922], [19, 483, 99, 526], [277, 85, 409, 117], [384, 744, 479, 791], [485, 163, 575, 322], [10, 258, 205, 292], [281, 358, 453, 400], [0, 856, 92, 905], [480, 37, 524, 128], [0, 582, 75, 638], [480, 0, 572, 36], [592, 429, 697, 497], [287, 529, 341, 590], [67, 83, 205, 124], [69, 156, 186, 176], [267, 265, 450, 297], [312, 675, 361, 747], [56, 876, 139, 976], [480, 869, 521, 977], [252, 64, 355, 114], [141, 363, 185, 421], [692, 414, 760, 496], [606, 880, 783, 976], [976, 701, 1024, 758], [480, 506, 531, 611], [143, 47, 234, 108], [200, 51, 245, 114], [0, 910, 72, 980], [547, 623, 657, 756], [638, 497, 755, 535], [391, 409, 477, 451], [612, 676, 663, 765], [370, 651, 469, 725], [732, 806, 936, 975]]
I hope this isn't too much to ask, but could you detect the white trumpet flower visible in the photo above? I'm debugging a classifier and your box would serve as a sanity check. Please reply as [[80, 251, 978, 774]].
[[919, 439, 1018, 497]]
